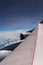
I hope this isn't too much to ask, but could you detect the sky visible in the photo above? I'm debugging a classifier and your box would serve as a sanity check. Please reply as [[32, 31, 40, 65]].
[[0, 0, 43, 31]]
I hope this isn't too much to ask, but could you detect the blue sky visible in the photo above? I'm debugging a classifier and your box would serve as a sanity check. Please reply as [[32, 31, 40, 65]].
[[0, 0, 43, 32]]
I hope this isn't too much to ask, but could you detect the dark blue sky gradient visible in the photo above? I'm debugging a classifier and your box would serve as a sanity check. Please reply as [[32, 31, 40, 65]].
[[0, 0, 43, 31]]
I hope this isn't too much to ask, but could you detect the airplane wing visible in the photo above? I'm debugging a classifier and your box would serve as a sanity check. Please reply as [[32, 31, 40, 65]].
[[0, 31, 30, 61], [0, 22, 38, 65], [0, 21, 43, 65]]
